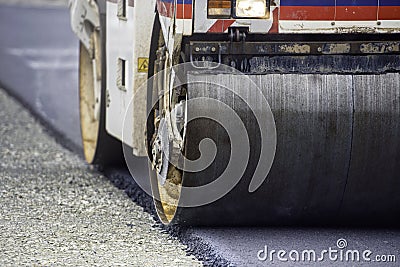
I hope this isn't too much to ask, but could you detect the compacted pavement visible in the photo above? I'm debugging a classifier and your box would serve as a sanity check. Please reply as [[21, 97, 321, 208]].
[[0, 88, 201, 266]]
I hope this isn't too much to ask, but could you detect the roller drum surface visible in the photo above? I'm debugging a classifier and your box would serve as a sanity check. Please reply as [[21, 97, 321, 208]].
[[172, 71, 400, 226]]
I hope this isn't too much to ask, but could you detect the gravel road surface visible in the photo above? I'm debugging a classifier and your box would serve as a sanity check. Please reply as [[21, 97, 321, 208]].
[[0, 88, 201, 266]]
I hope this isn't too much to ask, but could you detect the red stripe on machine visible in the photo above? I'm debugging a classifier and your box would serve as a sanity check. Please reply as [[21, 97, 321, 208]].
[[207, 20, 235, 33], [379, 6, 400, 20], [268, 8, 279, 33], [280, 6, 400, 20], [157, 0, 192, 19], [280, 6, 335, 20], [177, 4, 193, 19], [336, 6, 378, 20]]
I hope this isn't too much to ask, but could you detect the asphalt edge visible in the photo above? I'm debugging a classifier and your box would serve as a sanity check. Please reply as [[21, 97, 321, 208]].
[[0, 83, 84, 159], [0, 84, 234, 267], [105, 169, 234, 267]]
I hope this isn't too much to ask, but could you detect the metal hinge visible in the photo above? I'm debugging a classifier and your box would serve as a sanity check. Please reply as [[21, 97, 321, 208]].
[[69, 0, 100, 51]]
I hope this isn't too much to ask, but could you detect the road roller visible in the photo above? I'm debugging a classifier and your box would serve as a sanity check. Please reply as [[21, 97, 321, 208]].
[[69, 0, 400, 225]]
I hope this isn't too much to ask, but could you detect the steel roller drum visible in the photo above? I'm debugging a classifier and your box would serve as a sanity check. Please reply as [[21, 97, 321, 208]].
[[163, 67, 400, 226]]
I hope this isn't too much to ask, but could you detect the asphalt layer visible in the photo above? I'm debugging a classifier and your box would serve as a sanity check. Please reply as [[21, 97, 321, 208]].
[[0, 0, 68, 7], [106, 170, 400, 267], [1, 2, 400, 267], [0, 4, 81, 150], [0, 88, 201, 266]]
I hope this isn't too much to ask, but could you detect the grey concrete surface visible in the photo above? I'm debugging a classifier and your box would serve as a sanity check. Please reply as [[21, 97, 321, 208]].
[[188, 227, 400, 266], [0, 4, 81, 149], [0, 0, 68, 7], [0, 88, 201, 266], [1, 3, 399, 267]]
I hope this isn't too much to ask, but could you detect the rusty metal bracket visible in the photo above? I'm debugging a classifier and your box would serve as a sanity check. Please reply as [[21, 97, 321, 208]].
[[190, 41, 400, 57], [186, 40, 400, 74]]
